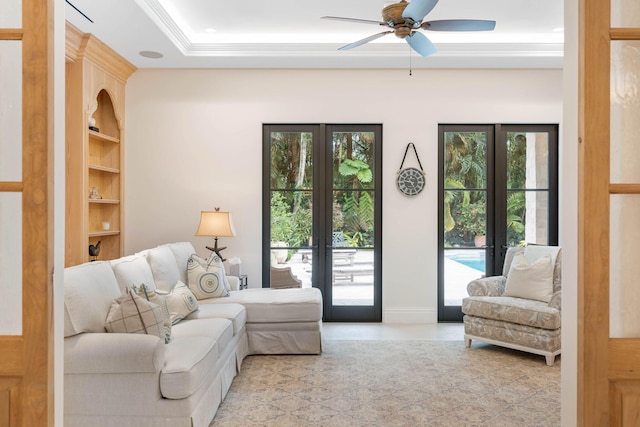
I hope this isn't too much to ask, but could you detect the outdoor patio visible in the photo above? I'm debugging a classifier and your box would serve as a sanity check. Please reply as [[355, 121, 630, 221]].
[[275, 249, 484, 307]]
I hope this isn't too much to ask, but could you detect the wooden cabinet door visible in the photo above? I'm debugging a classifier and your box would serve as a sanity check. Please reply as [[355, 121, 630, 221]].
[[0, 1, 54, 425], [579, 0, 640, 424]]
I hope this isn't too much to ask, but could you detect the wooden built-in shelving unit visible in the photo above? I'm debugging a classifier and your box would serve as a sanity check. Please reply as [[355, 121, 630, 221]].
[[65, 23, 136, 266]]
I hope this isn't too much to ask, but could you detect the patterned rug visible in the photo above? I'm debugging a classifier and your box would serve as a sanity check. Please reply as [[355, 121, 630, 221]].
[[210, 340, 560, 426]]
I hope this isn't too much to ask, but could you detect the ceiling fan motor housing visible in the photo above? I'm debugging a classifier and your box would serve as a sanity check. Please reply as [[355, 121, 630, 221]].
[[383, 1, 414, 38], [382, 1, 409, 25]]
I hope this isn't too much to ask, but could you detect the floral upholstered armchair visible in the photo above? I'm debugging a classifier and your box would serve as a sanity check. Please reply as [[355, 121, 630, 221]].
[[462, 245, 562, 366]]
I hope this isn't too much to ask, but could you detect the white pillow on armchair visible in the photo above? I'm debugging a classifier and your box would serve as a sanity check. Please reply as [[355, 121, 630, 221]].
[[503, 252, 554, 302]]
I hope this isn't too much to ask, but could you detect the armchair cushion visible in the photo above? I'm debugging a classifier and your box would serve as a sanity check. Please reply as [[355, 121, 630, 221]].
[[462, 296, 560, 330], [503, 252, 554, 302]]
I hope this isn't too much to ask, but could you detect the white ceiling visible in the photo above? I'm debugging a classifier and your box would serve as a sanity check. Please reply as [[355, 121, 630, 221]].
[[64, 0, 564, 69]]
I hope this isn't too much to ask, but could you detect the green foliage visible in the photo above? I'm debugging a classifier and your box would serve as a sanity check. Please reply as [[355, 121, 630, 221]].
[[444, 132, 486, 190], [506, 191, 525, 244], [443, 177, 466, 232], [333, 132, 376, 247], [443, 131, 534, 246], [270, 131, 376, 250], [270, 132, 312, 189], [270, 191, 312, 248], [447, 202, 486, 245], [339, 159, 373, 184], [270, 192, 294, 243]]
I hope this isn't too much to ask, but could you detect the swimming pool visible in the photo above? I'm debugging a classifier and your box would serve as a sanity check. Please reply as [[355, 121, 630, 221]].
[[446, 252, 486, 272]]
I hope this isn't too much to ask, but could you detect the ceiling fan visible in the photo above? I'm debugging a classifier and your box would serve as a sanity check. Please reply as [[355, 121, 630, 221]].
[[322, 0, 496, 57]]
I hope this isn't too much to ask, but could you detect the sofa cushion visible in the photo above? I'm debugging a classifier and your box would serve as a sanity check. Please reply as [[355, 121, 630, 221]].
[[503, 252, 554, 303], [185, 303, 247, 335], [146, 245, 182, 292], [64, 261, 121, 337], [172, 318, 234, 352], [161, 336, 219, 399], [187, 256, 229, 299], [111, 253, 157, 291], [462, 295, 560, 330], [104, 288, 167, 342], [199, 288, 323, 323], [166, 242, 197, 284]]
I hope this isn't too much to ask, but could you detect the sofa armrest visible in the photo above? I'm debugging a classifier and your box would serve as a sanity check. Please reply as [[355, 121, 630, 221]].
[[548, 290, 562, 310], [227, 275, 240, 291], [65, 333, 165, 374], [467, 276, 506, 297]]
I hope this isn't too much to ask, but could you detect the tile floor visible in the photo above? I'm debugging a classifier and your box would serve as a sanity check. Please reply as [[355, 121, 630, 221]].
[[322, 322, 465, 341]]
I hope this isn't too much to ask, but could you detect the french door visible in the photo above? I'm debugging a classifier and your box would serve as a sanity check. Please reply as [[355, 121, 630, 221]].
[[263, 124, 382, 322], [0, 0, 55, 425], [438, 124, 558, 322], [579, 0, 640, 423]]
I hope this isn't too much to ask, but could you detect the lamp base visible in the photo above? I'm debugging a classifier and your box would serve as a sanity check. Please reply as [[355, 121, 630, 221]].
[[206, 237, 227, 262]]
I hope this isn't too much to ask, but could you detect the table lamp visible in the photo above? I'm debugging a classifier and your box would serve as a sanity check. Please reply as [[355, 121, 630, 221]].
[[195, 208, 235, 261]]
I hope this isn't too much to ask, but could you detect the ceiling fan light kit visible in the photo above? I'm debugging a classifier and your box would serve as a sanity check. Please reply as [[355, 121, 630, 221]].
[[322, 0, 496, 57]]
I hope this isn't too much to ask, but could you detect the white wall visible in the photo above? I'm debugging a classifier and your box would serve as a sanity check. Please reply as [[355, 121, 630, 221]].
[[125, 68, 562, 322]]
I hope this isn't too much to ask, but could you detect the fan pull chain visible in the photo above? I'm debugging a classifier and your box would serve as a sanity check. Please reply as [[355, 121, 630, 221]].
[[409, 45, 413, 76]]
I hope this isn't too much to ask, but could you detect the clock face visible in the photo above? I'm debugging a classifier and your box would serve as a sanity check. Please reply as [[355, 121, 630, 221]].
[[397, 167, 425, 197]]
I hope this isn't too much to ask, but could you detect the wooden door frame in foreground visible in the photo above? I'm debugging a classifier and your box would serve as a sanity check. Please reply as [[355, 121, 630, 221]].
[[579, 0, 640, 424], [0, 0, 55, 425]]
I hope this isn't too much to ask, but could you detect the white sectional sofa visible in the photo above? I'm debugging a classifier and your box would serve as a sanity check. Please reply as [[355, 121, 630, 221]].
[[63, 242, 323, 427]]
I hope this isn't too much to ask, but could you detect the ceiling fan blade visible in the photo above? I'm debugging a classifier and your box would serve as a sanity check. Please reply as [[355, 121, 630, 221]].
[[423, 19, 496, 31], [322, 16, 387, 26], [406, 31, 437, 56], [338, 31, 394, 51], [402, 0, 439, 22]]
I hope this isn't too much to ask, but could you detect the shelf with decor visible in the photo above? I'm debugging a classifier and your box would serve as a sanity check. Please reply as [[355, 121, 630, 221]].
[[65, 23, 136, 266]]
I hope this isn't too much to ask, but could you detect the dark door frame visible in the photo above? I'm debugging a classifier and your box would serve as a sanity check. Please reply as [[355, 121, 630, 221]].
[[437, 123, 559, 322], [262, 124, 383, 322]]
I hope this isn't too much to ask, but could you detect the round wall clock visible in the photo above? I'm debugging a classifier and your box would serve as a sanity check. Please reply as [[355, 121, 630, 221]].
[[397, 143, 426, 197], [397, 167, 425, 197]]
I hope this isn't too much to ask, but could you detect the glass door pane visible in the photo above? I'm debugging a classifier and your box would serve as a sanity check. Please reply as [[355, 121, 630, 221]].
[[506, 131, 550, 246], [330, 131, 375, 306], [268, 131, 313, 287], [443, 131, 488, 308]]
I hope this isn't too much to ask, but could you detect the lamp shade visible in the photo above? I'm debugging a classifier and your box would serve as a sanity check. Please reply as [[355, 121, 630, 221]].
[[195, 211, 236, 237]]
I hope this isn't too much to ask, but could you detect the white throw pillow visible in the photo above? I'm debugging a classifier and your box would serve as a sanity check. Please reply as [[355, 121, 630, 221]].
[[135, 284, 172, 341], [157, 281, 199, 325], [104, 288, 166, 342], [187, 256, 230, 299], [503, 252, 554, 302], [191, 254, 232, 292]]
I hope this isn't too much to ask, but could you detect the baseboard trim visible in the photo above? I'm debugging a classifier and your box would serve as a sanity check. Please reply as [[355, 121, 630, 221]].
[[383, 307, 437, 324]]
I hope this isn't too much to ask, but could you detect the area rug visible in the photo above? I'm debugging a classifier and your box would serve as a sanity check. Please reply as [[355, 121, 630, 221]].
[[210, 340, 560, 426]]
